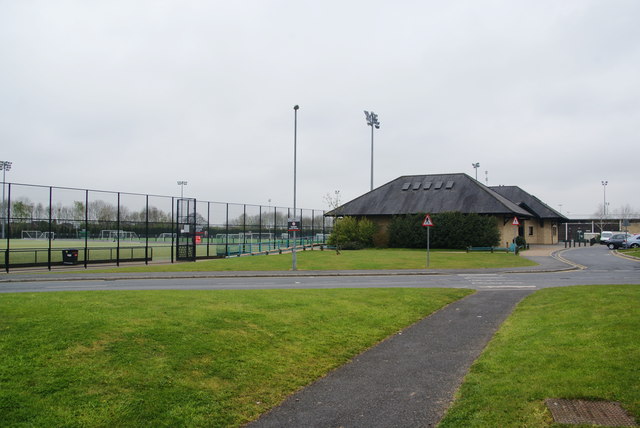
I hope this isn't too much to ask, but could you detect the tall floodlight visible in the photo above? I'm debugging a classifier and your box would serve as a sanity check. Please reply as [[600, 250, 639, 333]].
[[601, 180, 608, 217], [1, 161, 12, 239], [292, 105, 300, 271], [472, 162, 480, 180], [177, 181, 188, 198], [364, 110, 380, 191]]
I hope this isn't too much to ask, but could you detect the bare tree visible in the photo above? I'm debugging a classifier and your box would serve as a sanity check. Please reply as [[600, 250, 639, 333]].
[[323, 190, 342, 254]]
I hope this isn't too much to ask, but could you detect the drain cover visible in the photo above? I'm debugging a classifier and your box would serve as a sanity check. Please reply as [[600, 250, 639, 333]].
[[545, 399, 637, 426]]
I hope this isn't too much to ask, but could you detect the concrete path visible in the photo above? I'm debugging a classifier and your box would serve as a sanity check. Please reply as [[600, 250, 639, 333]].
[[248, 289, 533, 428]]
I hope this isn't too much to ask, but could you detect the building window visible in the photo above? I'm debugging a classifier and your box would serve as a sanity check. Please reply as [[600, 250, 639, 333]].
[[528, 226, 534, 236]]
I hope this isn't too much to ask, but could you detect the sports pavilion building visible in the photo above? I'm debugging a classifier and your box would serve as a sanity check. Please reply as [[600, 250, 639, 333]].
[[326, 173, 567, 247]]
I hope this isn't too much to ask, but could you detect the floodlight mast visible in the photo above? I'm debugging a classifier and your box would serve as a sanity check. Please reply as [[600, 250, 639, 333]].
[[472, 162, 480, 180], [1, 161, 12, 239], [601, 180, 608, 218], [364, 110, 380, 191], [177, 181, 188, 198]]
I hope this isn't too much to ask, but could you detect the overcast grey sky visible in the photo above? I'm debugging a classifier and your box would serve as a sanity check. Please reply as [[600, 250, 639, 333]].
[[1, 0, 638, 217]]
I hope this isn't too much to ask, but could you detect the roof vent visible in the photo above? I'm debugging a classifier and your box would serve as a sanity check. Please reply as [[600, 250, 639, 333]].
[[401, 182, 411, 191], [446, 181, 454, 189], [412, 182, 421, 190], [423, 182, 432, 190], [434, 181, 443, 189]]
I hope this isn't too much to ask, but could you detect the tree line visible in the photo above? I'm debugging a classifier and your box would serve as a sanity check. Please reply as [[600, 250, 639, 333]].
[[3, 198, 326, 224]]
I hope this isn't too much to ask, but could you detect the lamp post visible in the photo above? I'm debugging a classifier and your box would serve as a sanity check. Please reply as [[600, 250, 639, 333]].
[[364, 110, 380, 191], [292, 105, 299, 271], [177, 181, 188, 198], [472, 162, 480, 180], [1, 160, 12, 239]]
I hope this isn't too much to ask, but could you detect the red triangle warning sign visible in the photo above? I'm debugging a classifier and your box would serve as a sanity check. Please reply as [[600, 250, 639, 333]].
[[512, 217, 520, 226], [422, 214, 434, 227]]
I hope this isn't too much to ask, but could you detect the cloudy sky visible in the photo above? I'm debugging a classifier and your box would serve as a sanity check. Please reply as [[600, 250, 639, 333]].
[[2, 0, 638, 217]]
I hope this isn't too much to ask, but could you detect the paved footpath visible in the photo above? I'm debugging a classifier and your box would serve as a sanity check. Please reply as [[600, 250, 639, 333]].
[[249, 289, 533, 428]]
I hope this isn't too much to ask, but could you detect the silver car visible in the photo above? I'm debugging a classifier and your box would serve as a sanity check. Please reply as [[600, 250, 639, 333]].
[[623, 234, 640, 249]]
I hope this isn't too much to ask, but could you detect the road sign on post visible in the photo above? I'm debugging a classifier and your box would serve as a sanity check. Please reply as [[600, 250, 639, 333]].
[[512, 217, 520, 226], [422, 214, 434, 268]]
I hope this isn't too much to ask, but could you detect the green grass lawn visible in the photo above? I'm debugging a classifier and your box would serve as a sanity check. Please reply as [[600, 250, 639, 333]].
[[87, 248, 537, 273], [3, 240, 537, 272], [0, 288, 471, 427], [439, 285, 640, 427], [620, 247, 640, 258]]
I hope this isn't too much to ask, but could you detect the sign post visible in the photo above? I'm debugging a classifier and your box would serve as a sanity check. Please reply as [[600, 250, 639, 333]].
[[288, 219, 301, 270], [422, 214, 434, 268], [512, 217, 520, 252]]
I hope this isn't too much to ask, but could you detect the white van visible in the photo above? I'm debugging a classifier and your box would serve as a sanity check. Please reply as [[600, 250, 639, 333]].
[[599, 231, 618, 244]]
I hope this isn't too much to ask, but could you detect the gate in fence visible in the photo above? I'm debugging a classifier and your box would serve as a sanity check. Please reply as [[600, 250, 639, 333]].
[[176, 198, 196, 261]]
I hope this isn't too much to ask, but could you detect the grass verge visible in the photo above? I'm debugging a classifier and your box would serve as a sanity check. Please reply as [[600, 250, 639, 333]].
[[439, 285, 640, 427], [620, 247, 640, 258], [0, 288, 471, 427], [86, 248, 537, 273]]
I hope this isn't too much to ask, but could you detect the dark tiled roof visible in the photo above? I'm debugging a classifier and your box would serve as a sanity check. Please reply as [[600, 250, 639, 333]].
[[327, 173, 532, 217], [490, 185, 567, 220]]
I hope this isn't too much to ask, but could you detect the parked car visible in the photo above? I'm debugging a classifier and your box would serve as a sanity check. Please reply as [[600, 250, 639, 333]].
[[623, 234, 640, 249], [606, 233, 632, 249]]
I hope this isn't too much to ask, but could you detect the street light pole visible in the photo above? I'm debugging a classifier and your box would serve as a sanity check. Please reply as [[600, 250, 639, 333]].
[[1, 161, 12, 240], [472, 162, 480, 180], [364, 110, 380, 191], [292, 105, 299, 271]]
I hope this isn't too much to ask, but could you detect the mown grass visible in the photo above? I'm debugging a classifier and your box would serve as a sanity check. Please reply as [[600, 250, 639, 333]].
[[87, 248, 537, 273], [0, 288, 471, 427], [620, 247, 640, 258], [439, 285, 640, 427]]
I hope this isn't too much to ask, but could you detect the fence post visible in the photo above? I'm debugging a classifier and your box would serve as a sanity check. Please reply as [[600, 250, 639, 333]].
[[259, 205, 262, 253], [243, 204, 247, 255], [48, 186, 52, 271], [206, 201, 211, 258], [145, 194, 149, 265], [116, 192, 120, 267], [84, 189, 89, 268], [4, 183, 10, 273], [225, 203, 229, 257], [171, 197, 175, 263]]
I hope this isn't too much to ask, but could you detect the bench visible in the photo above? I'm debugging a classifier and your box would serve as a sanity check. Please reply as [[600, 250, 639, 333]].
[[467, 246, 507, 253]]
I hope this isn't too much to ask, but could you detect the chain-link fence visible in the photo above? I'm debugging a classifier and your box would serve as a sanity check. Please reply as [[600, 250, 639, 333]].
[[1, 182, 333, 272]]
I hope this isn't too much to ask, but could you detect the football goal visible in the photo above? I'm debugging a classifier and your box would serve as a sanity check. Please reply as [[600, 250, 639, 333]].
[[21, 231, 56, 240], [99, 230, 139, 240], [157, 232, 176, 242]]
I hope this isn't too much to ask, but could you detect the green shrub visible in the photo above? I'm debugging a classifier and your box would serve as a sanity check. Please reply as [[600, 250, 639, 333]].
[[388, 212, 500, 249], [514, 235, 527, 247], [328, 216, 377, 250]]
